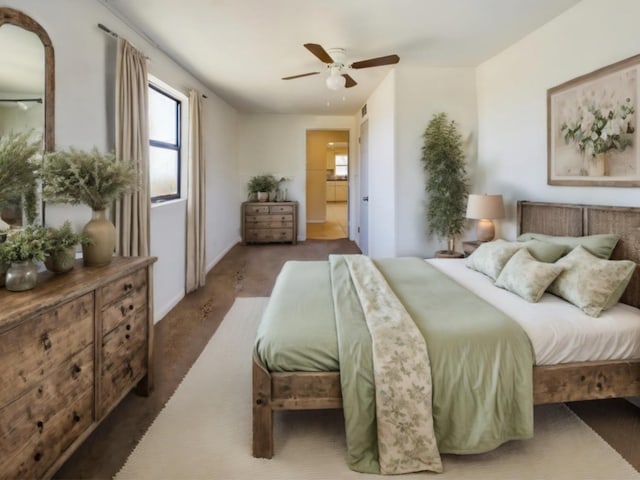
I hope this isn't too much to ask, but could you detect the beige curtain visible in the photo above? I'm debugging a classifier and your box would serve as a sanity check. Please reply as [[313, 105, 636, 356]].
[[114, 38, 150, 257], [185, 89, 206, 292]]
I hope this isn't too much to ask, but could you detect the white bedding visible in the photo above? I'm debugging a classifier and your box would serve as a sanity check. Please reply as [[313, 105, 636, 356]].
[[428, 258, 640, 365]]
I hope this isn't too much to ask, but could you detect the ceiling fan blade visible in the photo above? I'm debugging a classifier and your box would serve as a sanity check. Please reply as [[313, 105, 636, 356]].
[[282, 72, 321, 80], [304, 43, 334, 64], [342, 74, 357, 88], [350, 54, 400, 69]]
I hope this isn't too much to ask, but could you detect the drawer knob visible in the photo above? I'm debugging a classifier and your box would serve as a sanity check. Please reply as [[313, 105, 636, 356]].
[[124, 282, 134, 291], [73, 411, 81, 423], [71, 364, 82, 379], [125, 334, 130, 340], [41, 333, 52, 351], [126, 324, 131, 331], [34, 452, 43, 462], [36, 420, 44, 433]]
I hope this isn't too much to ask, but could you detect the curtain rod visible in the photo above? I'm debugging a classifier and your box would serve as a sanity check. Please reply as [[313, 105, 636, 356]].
[[98, 23, 207, 99], [0, 98, 42, 103]]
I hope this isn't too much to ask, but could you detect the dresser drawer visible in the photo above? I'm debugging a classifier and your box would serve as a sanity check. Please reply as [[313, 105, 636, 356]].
[[100, 309, 148, 415], [269, 204, 293, 214], [246, 229, 294, 243], [0, 345, 94, 477], [245, 205, 270, 215], [247, 220, 293, 229], [102, 283, 148, 335], [101, 268, 147, 307], [0, 293, 94, 407]]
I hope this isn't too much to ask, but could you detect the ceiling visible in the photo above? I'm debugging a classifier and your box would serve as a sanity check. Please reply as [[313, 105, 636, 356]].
[[100, 0, 581, 115]]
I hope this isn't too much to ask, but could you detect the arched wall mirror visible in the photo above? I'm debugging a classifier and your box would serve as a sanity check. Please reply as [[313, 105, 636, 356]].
[[0, 7, 54, 226]]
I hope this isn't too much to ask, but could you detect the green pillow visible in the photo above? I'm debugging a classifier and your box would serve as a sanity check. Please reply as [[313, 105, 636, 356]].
[[517, 233, 619, 259], [465, 239, 521, 280], [495, 249, 565, 302], [519, 239, 569, 263], [547, 245, 635, 317]]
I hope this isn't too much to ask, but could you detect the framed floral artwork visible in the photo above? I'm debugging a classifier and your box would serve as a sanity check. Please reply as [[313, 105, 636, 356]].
[[547, 54, 640, 187]]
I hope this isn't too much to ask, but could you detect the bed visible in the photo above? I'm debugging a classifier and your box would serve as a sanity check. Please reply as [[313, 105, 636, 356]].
[[251, 200, 640, 469]]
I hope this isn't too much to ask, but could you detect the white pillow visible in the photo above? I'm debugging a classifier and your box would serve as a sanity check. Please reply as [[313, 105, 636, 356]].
[[495, 249, 564, 302], [548, 245, 636, 317], [465, 239, 522, 280]]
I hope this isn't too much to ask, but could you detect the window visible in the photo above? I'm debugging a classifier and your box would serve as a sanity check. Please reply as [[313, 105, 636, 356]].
[[334, 154, 348, 177], [148, 84, 181, 201]]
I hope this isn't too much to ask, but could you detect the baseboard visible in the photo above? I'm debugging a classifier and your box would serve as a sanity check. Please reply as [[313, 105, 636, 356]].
[[154, 291, 185, 324], [206, 237, 240, 273]]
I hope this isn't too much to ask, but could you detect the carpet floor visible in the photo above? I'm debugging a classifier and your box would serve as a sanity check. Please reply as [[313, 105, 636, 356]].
[[115, 297, 639, 480], [54, 239, 640, 479]]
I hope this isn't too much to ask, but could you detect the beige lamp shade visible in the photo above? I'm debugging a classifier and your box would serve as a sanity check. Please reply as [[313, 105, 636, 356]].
[[466, 194, 505, 242]]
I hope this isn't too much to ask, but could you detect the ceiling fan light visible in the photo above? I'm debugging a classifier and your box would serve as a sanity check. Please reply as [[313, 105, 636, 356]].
[[326, 72, 345, 91]]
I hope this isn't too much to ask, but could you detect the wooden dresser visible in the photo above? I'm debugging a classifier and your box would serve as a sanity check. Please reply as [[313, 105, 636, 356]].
[[242, 201, 298, 245], [0, 256, 156, 480]]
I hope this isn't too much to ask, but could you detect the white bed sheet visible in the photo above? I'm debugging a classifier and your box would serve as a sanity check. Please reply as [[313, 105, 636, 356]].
[[427, 258, 640, 365]]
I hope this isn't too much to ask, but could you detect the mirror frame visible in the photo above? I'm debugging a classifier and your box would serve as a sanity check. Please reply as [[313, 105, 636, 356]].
[[0, 7, 54, 151]]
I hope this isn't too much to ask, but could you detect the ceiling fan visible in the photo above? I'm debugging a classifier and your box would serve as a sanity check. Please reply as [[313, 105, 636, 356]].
[[282, 43, 400, 90]]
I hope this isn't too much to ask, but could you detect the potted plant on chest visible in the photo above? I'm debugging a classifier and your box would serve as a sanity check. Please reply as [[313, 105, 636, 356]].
[[247, 174, 279, 202], [39, 147, 137, 267], [44, 221, 92, 273], [0, 225, 50, 291], [420, 112, 469, 257]]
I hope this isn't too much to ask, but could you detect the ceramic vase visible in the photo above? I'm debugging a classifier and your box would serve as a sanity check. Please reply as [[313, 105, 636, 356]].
[[5, 260, 38, 291], [82, 209, 115, 267], [45, 246, 77, 273], [257, 192, 269, 202]]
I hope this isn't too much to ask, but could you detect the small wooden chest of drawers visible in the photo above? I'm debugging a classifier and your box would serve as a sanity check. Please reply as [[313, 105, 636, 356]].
[[242, 201, 298, 245], [0, 256, 156, 480]]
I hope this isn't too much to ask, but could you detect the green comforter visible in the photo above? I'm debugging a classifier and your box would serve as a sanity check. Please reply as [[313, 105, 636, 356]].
[[255, 256, 535, 474]]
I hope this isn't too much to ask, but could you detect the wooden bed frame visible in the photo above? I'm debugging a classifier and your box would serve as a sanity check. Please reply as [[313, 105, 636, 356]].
[[252, 200, 640, 458]]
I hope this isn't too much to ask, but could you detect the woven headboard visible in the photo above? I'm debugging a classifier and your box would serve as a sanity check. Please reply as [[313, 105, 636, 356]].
[[517, 201, 640, 308]]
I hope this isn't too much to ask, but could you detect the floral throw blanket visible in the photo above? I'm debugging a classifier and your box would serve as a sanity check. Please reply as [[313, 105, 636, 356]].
[[329, 255, 442, 474]]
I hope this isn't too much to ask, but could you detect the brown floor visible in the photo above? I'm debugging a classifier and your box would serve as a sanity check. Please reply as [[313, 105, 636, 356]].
[[55, 239, 640, 479]]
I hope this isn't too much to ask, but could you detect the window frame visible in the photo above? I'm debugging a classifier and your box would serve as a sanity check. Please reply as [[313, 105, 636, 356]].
[[148, 82, 182, 203]]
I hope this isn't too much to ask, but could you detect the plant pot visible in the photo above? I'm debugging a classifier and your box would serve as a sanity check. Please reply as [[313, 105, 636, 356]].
[[45, 246, 77, 273], [82, 209, 115, 267], [256, 192, 269, 202], [5, 260, 38, 292]]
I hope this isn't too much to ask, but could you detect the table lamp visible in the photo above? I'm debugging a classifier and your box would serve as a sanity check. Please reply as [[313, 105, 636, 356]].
[[466, 194, 505, 242]]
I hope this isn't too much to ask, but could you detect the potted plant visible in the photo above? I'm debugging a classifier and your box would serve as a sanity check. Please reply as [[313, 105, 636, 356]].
[[247, 174, 279, 202], [0, 130, 41, 227], [0, 225, 51, 291], [420, 112, 469, 256], [44, 221, 92, 273], [39, 147, 137, 267]]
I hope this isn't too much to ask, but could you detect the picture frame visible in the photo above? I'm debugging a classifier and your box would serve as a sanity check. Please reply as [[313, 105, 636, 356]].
[[547, 54, 640, 187]]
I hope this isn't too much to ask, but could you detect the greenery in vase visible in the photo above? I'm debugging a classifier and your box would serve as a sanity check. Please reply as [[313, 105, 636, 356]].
[[420, 112, 469, 252], [0, 225, 52, 264], [46, 220, 92, 251], [560, 94, 635, 157], [0, 130, 42, 225], [247, 174, 280, 195], [40, 147, 138, 211]]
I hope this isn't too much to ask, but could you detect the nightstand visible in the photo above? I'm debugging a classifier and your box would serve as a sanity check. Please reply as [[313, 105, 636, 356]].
[[462, 240, 483, 257]]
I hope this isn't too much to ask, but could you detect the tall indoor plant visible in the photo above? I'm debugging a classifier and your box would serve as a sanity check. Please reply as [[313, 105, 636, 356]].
[[40, 147, 137, 266], [420, 112, 469, 255]]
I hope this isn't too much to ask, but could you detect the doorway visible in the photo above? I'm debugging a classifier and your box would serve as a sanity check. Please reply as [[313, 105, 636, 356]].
[[305, 130, 349, 240]]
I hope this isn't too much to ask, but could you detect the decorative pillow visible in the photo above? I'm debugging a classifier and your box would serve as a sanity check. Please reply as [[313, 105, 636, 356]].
[[516, 233, 619, 259], [547, 245, 635, 317], [465, 239, 522, 280], [519, 239, 569, 263], [495, 249, 564, 302]]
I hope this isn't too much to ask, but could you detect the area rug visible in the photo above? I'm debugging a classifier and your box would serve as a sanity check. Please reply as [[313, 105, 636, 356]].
[[115, 297, 640, 480]]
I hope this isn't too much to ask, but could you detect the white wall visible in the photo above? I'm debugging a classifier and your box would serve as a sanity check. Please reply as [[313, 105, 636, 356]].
[[9, 0, 239, 322], [476, 0, 640, 241], [394, 67, 477, 257], [237, 113, 356, 240]]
